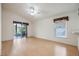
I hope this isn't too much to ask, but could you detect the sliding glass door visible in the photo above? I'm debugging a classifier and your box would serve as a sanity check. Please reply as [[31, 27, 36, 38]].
[[21, 24, 27, 37], [13, 21, 28, 39]]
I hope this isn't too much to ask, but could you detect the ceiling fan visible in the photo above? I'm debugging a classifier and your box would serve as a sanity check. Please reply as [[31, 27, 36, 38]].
[[27, 6, 40, 16]]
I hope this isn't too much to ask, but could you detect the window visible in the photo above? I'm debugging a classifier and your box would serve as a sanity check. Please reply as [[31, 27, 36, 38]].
[[54, 16, 69, 38], [55, 21, 67, 38]]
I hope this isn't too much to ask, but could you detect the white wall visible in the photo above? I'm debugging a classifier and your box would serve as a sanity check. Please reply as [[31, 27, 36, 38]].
[[0, 4, 1, 41], [2, 10, 32, 41], [0, 3, 1, 55], [33, 10, 79, 46], [78, 38, 79, 51]]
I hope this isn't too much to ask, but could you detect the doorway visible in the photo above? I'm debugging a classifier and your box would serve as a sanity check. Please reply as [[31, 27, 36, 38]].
[[13, 21, 29, 39]]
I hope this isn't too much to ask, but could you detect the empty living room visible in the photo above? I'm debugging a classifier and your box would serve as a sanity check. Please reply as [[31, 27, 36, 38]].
[[1, 3, 79, 56]]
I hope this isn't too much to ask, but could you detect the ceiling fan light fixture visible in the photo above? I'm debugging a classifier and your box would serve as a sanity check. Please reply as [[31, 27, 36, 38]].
[[27, 6, 39, 15]]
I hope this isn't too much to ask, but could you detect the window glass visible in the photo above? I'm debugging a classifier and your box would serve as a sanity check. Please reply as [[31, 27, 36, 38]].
[[55, 20, 67, 38]]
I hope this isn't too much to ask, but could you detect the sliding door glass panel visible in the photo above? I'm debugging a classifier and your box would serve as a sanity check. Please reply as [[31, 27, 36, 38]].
[[16, 24, 22, 38], [21, 24, 27, 37]]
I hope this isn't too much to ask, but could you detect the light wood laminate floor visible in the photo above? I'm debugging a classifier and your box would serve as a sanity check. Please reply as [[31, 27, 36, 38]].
[[1, 37, 78, 56]]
